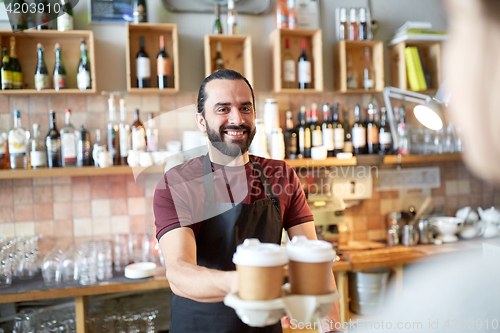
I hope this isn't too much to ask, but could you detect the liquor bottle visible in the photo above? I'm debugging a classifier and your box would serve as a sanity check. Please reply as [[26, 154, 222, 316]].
[[1, 48, 12, 90], [131, 109, 147, 151], [46, 110, 61, 168], [378, 107, 393, 155], [146, 113, 158, 152], [310, 103, 322, 149], [34, 43, 50, 91], [119, 99, 130, 165], [339, 8, 347, 40], [282, 39, 295, 89], [342, 108, 353, 153], [35, 0, 51, 30], [275, 0, 288, 29], [287, 0, 298, 29], [60, 108, 77, 167], [349, 8, 358, 41], [53, 43, 67, 90], [9, 37, 23, 90], [76, 124, 91, 167], [107, 97, 120, 166], [322, 103, 335, 157], [298, 39, 311, 90], [93, 129, 102, 167], [12, 0, 28, 31], [397, 106, 410, 155], [8, 110, 27, 169], [332, 103, 345, 155], [213, 3, 223, 34], [366, 104, 379, 154], [214, 41, 224, 72], [346, 53, 358, 90], [227, 0, 238, 35], [30, 124, 46, 169], [77, 41, 92, 91], [297, 106, 310, 158], [351, 104, 366, 155], [57, 0, 74, 31], [358, 8, 368, 40], [284, 111, 297, 159], [136, 36, 151, 89], [132, 0, 147, 23], [157, 36, 171, 89], [363, 47, 374, 91], [0, 125, 8, 169]]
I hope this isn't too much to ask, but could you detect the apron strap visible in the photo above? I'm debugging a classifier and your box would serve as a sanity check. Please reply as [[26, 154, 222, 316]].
[[249, 156, 278, 200]]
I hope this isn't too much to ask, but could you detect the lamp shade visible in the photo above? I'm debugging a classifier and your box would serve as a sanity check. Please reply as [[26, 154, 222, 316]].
[[413, 99, 445, 131]]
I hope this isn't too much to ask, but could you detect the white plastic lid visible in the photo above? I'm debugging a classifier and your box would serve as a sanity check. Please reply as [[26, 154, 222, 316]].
[[286, 236, 336, 263], [232, 239, 288, 267]]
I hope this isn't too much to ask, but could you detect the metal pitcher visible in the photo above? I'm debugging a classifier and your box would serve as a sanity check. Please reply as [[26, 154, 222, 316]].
[[418, 219, 434, 244], [387, 226, 400, 246], [403, 224, 419, 246]]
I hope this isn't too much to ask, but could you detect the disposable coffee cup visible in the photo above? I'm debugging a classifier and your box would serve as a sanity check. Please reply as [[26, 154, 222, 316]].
[[286, 236, 336, 295], [232, 239, 288, 301]]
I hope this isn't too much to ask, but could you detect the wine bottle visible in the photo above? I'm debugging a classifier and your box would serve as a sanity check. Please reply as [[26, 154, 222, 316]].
[[119, 99, 130, 165], [332, 103, 345, 155], [342, 108, 353, 154], [363, 47, 374, 91], [35, 0, 51, 30], [378, 107, 392, 155], [214, 41, 224, 72], [213, 3, 223, 34], [349, 8, 358, 41], [1, 48, 12, 90], [8, 110, 28, 169], [136, 36, 151, 89], [77, 41, 92, 91], [298, 39, 311, 90], [53, 43, 67, 90], [339, 8, 347, 40], [146, 112, 158, 152], [9, 37, 23, 90], [93, 129, 101, 167], [57, 0, 74, 31], [60, 108, 77, 167], [359, 8, 368, 40], [352, 104, 366, 155], [282, 39, 295, 89], [157, 35, 171, 90], [346, 53, 358, 90], [366, 104, 379, 154], [0, 124, 8, 169], [275, 0, 288, 29], [322, 103, 335, 157], [284, 111, 297, 159], [107, 97, 120, 166], [397, 106, 410, 155], [297, 106, 310, 158], [227, 0, 238, 35], [77, 124, 91, 167], [131, 109, 147, 151], [12, 0, 28, 31], [30, 124, 47, 169], [45, 110, 61, 168], [287, 0, 298, 29], [34, 43, 50, 91], [310, 103, 322, 148], [132, 0, 147, 23]]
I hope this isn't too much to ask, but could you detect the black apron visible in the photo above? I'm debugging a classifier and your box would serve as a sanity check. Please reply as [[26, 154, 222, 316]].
[[169, 154, 283, 333]]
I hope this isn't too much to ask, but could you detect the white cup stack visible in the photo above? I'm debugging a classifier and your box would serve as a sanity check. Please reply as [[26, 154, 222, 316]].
[[249, 119, 270, 158], [270, 128, 285, 160]]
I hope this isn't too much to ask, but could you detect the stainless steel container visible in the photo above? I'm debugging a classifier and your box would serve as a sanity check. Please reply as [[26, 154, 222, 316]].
[[418, 219, 433, 244], [387, 226, 399, 246], [349, 267, 390, 315], [403, 224, 419, 246]]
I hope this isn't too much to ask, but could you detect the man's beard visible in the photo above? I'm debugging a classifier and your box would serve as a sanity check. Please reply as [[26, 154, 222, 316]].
[[205, 122, 256, 157]]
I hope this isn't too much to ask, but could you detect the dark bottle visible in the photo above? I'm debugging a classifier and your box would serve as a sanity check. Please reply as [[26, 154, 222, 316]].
[[45, 110, 61, 168], [131, 109, 147, 151], [35, 0, 51, 30], [132, 0, 147, 23], [332, 103, 345, 155], [342, 108, 353, 154], [310, 103, 322, 148], [34, 43, 50, 91], [77, 124, 91, 167], [214, 41, 224, 72], [284, 111, 298, 159], [366, 104, 379, 154], [12, 0, 28, 31], [213, 3, 223, 34], [298, 39, 311, 90], [351, 104, 366, 155], [77, 41, 92, 91], [157, 35, 171, 90], [53, 43, 67, 90], [9, 37, 23, 90], [359, 8, 369, 40], [322, 103, 335, 157], [136, 36, 151, 89], [378, 107, 393, 155], [297, 106, 311, 158], [107, 97, 120, 166], [1, 48, 12, 90]]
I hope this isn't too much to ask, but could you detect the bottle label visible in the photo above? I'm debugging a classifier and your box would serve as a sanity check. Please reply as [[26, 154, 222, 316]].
[[283, 59, 295, 82], [286, 135, 297, 155], [119, 125, 130, 157], [367, 127, 379, 144], [289, 16, 298, 28], [77, 139, 90, 164], [379, 132, 392, 145], [61, 133, 77, 162], [157, 57, 171, 76], [322, 128, 334, 150], [278, 14, 288, 27], [30, 151, 46, 167], [35, 74, 50, 90], [334, 128, 345, 149], [343, 141, 353, 153], [298, 61, 311, 84], [363, 78, 374, 90], [57, 13, 74, 31], [398, 148, 410, 155], [132, 128, 146, 151], [312, 129, 322, 147], [46, 138, 60, 158], [12, 71, 22, 89], [136, 57, 151, 79], [347, 77, 358, 89], [77, 71, 91, 90], [352, 127, 366, 148], [9, 128, 26, 154], [54, 74, 67, 90], [1, 70, 12, 88], [304, 128, 311, 148]]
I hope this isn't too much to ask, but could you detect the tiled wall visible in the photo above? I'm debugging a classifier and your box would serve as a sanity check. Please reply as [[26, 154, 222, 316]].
[[1, 93, 499, 254]]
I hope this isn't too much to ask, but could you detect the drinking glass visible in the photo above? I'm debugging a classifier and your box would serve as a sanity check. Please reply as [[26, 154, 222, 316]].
[[114, 234, 129, 272], [96, 241, 112, 281], [61, 246, 82, 283], [41, 248, 62, 286], [79, 242, 97, 286], [0, 246, 12, 288]]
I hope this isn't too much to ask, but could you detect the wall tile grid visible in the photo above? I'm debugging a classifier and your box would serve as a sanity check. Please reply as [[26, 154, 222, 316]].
[[1, 93, 499, 253]]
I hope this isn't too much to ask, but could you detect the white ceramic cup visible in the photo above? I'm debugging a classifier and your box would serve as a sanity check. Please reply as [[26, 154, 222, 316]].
[[311, 146, 328, 160]]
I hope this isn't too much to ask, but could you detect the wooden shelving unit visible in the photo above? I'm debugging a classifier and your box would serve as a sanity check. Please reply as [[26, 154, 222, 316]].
[[285, 157, 357, 168], [269, 29, 323, 93], [126, 23, 179, 93], [333, 40, 384, 94], [0, 30, 96, 94], [204, 34, 253, 86], [389, 40, 442, 92], [0, 165, 164, 179], [383, 153, 462, 164]]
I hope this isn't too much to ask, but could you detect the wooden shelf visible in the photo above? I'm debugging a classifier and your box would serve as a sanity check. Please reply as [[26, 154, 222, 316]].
[[334, 89, 382, 94], [383, 153, 462, 164], [126, 23, 179, 93], [0, 165, 164, 179], [0, 30, 96, 93], [269, 29, 323, 93], [204, 34, 253, 86], [284, 157, 357, 168]]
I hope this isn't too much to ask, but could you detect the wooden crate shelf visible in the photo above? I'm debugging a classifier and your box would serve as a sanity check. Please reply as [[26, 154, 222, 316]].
[[269, 29, 323, 93], [0, 30, 96, 94], [126, 23, 179, 93], [389, 40, 442, 92], [203, 34, 253, 86], [333, 40, 384, 94]]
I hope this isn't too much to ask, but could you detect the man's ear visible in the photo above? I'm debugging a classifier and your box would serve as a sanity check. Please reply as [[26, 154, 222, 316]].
[[196, 112, 207, 133]]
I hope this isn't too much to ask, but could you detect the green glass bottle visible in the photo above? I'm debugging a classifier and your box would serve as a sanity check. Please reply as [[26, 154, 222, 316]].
[[1, 48, 12, 90], [53, 43, 67, 90], [34, 43, 50, 91], [77, 41, 91, 91], [9, 37, 23, 90], [213, 3, 223, 34]]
